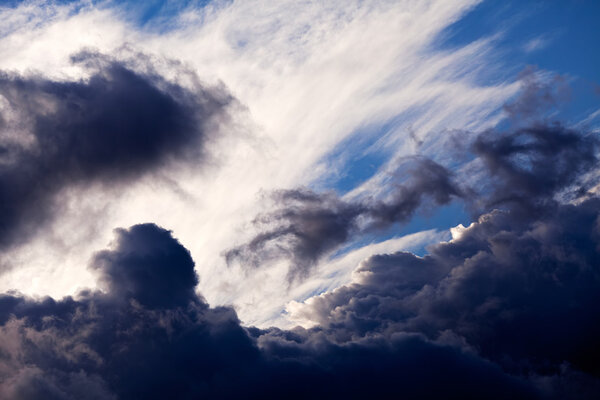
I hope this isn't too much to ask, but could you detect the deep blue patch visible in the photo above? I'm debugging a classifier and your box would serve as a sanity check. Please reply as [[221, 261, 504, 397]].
[[330, 200, 469, 259], [437, 0, 600, 124]]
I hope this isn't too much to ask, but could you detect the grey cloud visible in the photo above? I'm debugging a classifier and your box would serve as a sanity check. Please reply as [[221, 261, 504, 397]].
[[0, 223, 545, 399], [0, 51, 232, 254], [294, 197, 600, 395], [227, 101, 598, 283], [472, 123, 598, 216], [226, 157, 460, 281]]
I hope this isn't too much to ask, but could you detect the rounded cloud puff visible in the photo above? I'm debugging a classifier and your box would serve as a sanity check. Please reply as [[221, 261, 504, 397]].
[[92, 223, 199, 309]]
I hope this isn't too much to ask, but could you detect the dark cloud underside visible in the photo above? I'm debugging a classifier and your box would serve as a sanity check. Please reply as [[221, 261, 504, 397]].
[[0, 224, 540, 399], [1, 202, 599, 398], [0, 52, 232, 254]]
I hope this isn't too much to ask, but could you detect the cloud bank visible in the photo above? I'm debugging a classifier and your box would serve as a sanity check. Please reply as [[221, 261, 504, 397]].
[[2, 189, 600, 398]]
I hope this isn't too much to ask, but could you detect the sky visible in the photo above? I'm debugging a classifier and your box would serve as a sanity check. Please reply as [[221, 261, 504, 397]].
[[0, 0, 599, 398]]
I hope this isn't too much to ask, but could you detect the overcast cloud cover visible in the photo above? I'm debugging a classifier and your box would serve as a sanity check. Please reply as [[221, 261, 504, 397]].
[[0, 0, 599, 398]]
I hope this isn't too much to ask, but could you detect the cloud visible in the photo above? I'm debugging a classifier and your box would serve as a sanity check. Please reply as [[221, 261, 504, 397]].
[[2, 206, 599, 398], [0, 2, 597, 398], [225, 157, 460, 281], [472, 124, 598, 212], [0, 1, 520, 326], [280, 92, 600, 396], [92, 223, 199, 309], [289, 195, 600, 393], [0, 222, 549, 399], [522, 35, 552, 53], [225, 73, 599, 284], [0, 51, 232, 255], [1, 99, 599, 395]]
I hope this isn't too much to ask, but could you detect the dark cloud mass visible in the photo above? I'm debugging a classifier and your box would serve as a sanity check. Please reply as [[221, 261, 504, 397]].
[[0, 61, 599, 398], [0, 52, 232, 253], [295, 199, 600, 380], [472, 123, 598, 214], [0, 223, 543, 399], [1, 200, 600, 398], [226, 157, 460, 281]]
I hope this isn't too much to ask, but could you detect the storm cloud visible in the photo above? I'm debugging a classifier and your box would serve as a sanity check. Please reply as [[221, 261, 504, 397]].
[[0, 223, 550, 399], [471, 123, 598, 215], [226, 157, 461, 281], [0, 52, 232, 253], [2, 198, 600, 398], [293, 199, 600, 377]]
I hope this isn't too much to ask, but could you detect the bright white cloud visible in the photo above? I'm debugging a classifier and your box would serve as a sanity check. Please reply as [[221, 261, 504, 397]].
[[0, 0, 520, 327]]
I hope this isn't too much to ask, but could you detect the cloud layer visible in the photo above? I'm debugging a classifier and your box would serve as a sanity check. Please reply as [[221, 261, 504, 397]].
[[0, 224, 551, 398], [0, 1, 598, 398], [2, 182, 600, 398]]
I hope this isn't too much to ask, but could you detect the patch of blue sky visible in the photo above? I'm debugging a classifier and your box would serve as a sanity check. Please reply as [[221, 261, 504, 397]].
[[312, 104, 429, 195], [105, 0, 213, 32], [67, 0, 215, 33], [330, 200, 468, 260], [311, 125, 393, 194], [437, 0, 600, 125], [2, 0, 216, 32]]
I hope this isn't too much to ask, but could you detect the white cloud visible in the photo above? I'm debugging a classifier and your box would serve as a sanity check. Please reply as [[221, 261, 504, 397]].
[[0, 0, 519, 327], [522, 35, 551, 53], [284, 228, 449, 328]]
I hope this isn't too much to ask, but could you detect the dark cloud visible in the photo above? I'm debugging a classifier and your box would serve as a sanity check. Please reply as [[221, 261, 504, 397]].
[[227, 119, 598, 282], [502, 67, 569, 123], [292, 196, 600, 398], [471, 123, 598, 216], [92, 223, 199, 309], [0, 224, 256, 399], [0, 52, 232, 253], [209, 78, 600, 397], [226, 157, 461, 281], [296, 198, 600, 368], [0, 223, 547, 399]]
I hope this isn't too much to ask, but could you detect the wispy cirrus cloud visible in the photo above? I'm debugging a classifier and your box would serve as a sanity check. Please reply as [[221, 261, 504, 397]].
[[0, 0, 521, 326]]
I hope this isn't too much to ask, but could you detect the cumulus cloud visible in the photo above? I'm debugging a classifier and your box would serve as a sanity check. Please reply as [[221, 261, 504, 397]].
[[0, 223, 548, 399], [2, 201, 599, 398], [0, 51, 232, 254], [288, 196, 600, 396]]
